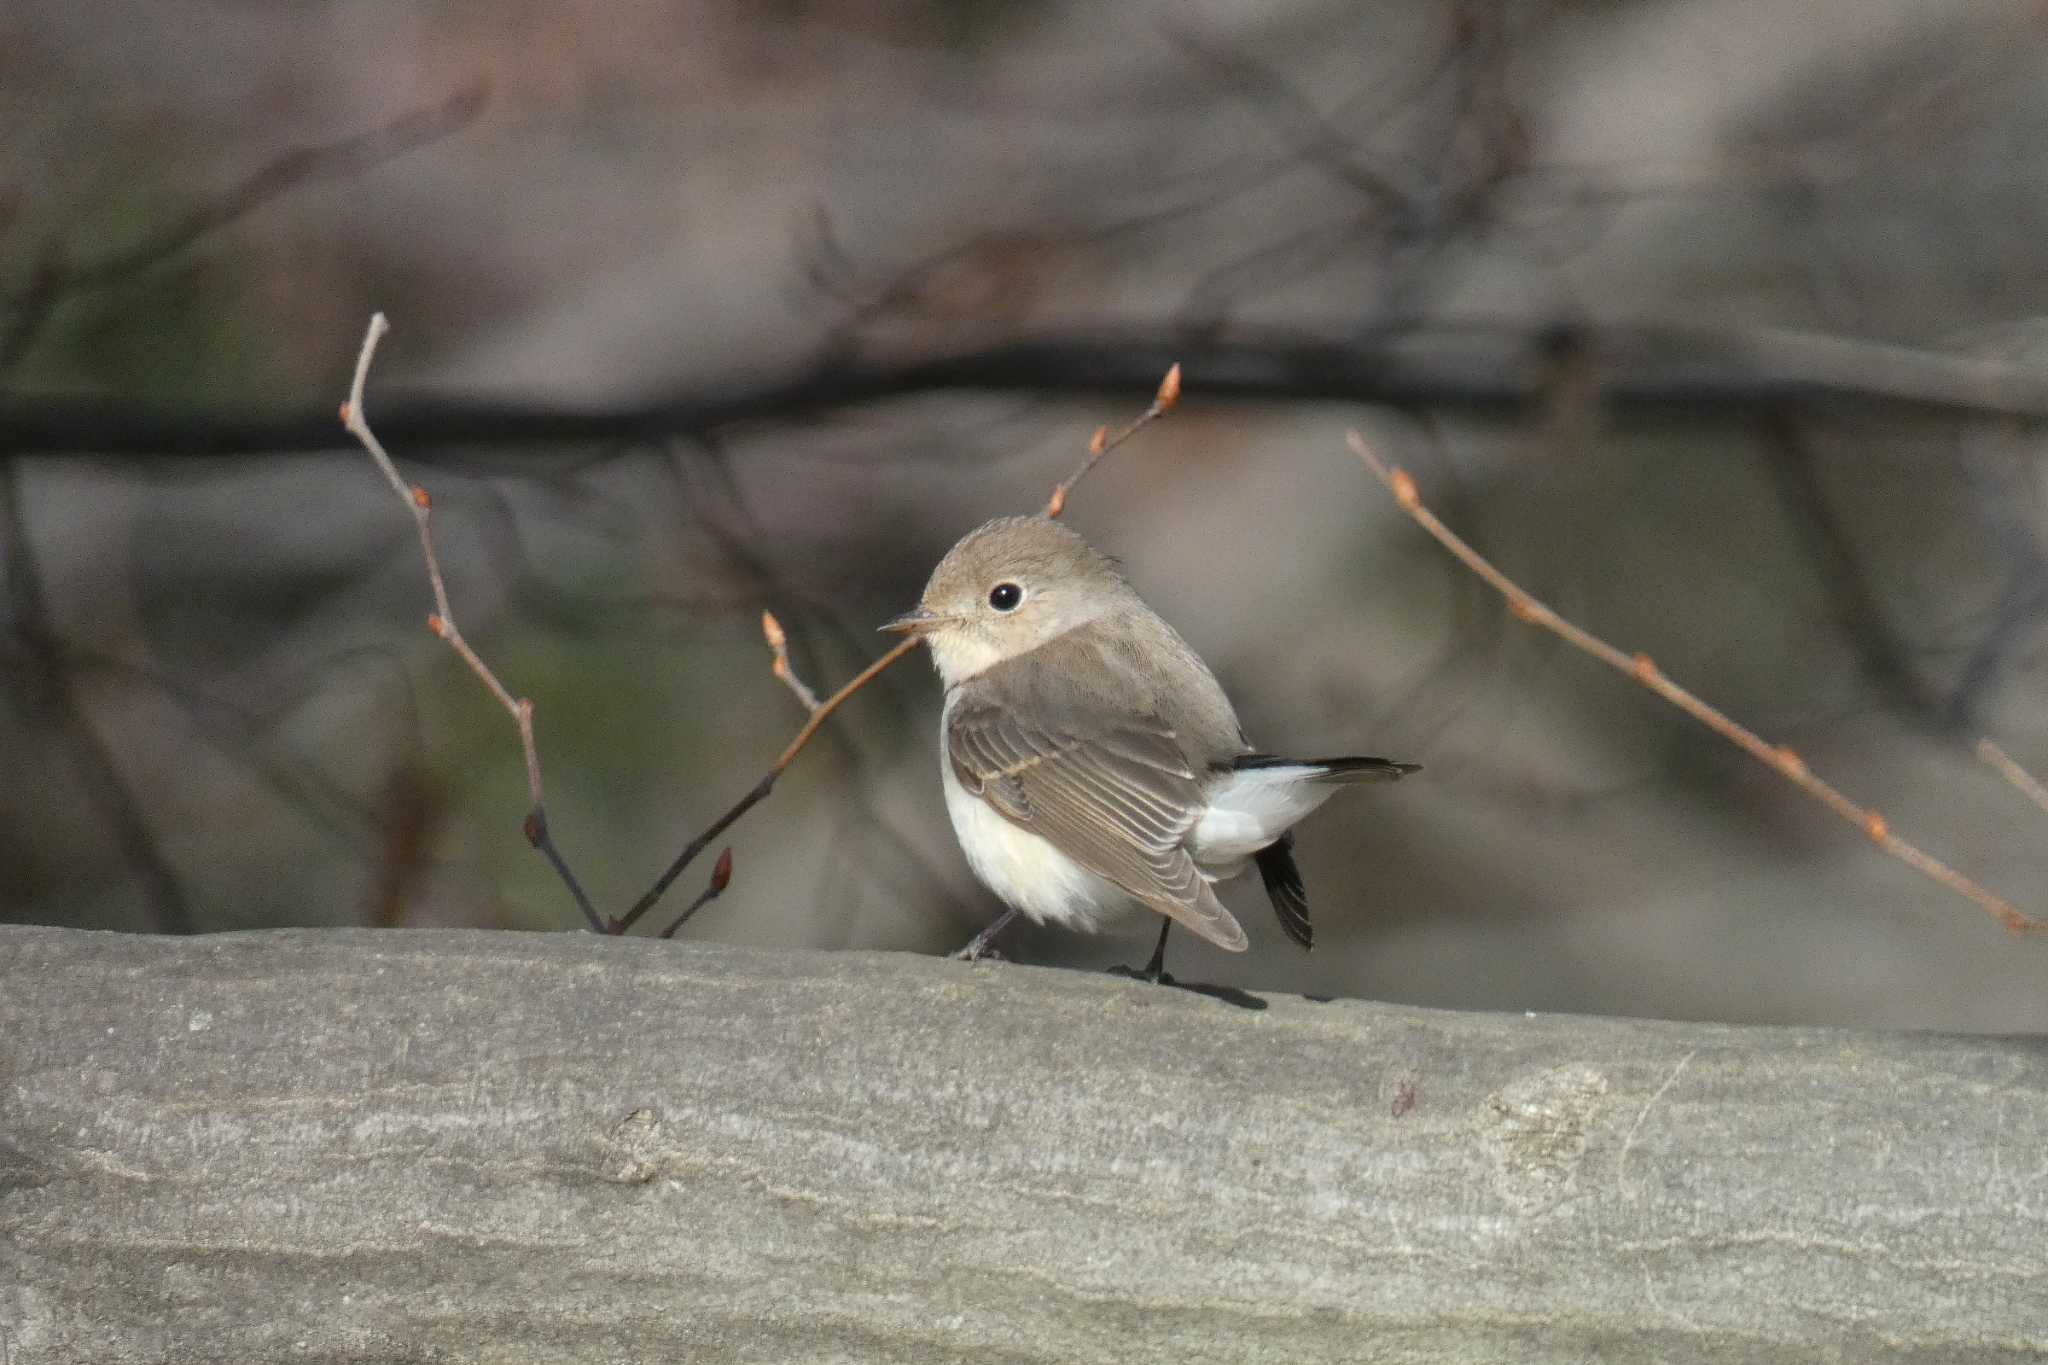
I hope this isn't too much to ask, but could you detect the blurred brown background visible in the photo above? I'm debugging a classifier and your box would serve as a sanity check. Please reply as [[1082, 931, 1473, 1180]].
[[5, 0, 2047, 1029]]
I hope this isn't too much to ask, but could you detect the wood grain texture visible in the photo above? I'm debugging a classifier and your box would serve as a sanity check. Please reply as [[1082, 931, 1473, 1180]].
[[1, 925, 2044, 1363]]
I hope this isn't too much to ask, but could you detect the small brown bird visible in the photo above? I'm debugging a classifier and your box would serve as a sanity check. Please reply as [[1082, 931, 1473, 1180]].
[[883, 515, 1416, 975]]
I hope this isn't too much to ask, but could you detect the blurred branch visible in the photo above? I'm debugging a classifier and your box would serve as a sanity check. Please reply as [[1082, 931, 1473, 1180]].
[[1765, 410, 2048, 736], [1160, 23, 1419, 221], [70, 643, 407, 847], [1947, 424, 2048, 731], [10, 319, 2048, 457], [78, 87, 488, 291], [1977, 740, 2048, 820], [0, 84, 487, 936], [1347, 429, 2041, 936], [0, 85, 487, 375], [1759, 413, 1946, 727], [0, 467, 193, 932], [341, 312, 602, 934]]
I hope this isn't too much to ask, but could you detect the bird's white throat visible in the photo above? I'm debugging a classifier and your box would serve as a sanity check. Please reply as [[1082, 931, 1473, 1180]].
[[925, 627, 1008, 687]]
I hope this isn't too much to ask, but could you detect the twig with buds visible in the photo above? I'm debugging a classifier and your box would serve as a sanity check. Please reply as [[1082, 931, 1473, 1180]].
[[341, 313, 603, 932], [611, 635, 919, 934], [622, 363, 1186, 934], [659, 847, 734, 939], [1347, 428, 2039, 935], [343, 310, 1179, 936], [761, 611, 821, 713], [1046, 363, 1181, 518]]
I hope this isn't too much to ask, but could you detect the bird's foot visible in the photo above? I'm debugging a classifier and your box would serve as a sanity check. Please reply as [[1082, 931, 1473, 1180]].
[[1107, 919, 1175, 984], [950, 941, 1006, 964], [950, 908, 1019, 963]]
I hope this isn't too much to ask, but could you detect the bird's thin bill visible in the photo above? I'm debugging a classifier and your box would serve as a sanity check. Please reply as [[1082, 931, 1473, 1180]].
[[879, 607, 944, 635]]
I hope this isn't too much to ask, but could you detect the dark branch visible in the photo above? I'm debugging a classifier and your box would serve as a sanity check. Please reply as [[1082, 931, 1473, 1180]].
[[1160, 23, 1420, 221], [6, 320, 2048, 458], [1759, 411, 1948, 730]]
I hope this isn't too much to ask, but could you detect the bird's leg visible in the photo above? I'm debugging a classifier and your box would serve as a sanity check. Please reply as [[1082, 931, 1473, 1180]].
[[1108, 919, 1175, 985], [951, 907, 1019, 962], [1142, 918, 1171, 978]]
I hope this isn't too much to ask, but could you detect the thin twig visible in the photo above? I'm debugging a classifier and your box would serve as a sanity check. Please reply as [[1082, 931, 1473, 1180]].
[[612, 636, 921, 935], [1347, 429, 2039, 935], [761, 611, 821, 712], [623, 363, 1184, 935], [341, 313, 602, 933], [1046, 363, 1181, 517], [659, 848, 734, 940], [1160, 25, 1417, 219], [1976, 740, 2048, 821]]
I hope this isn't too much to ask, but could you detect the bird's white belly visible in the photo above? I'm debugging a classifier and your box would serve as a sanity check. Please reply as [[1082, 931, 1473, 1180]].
[[939, 706, 1136, 934]]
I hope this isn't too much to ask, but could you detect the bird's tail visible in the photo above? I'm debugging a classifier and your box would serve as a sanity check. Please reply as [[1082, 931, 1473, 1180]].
[[1230, 754, 1420, 783], [1255, 834, 1313, 948], [1213, 755, 1416, 952], [1194, 753, 1418, 869]]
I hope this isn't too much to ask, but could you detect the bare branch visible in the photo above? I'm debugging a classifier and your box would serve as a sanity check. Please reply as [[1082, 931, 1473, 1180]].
[[1046, 362, 1179, 518], [658, 847, 734, 940], [0, 85, 487, 377], [1759, 415, 1946, 728], [15, 320, 2048, 458], [340, 313, 602, 933], [0, 468, 193, 933], [761, 610, 821, 713], [75, 85, 489, 292], [1160, 24, 1419, 220], [1976, 740, 2048, 821], [1347, 429, 2040, 936], [611, 636, 920, 935]]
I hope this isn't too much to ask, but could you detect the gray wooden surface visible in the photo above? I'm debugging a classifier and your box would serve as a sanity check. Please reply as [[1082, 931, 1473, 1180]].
[[1, 925, 2043, 1363]]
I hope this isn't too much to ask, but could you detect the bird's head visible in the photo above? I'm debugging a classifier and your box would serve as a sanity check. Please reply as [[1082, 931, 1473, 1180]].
[[881, 515, 1132, 683]]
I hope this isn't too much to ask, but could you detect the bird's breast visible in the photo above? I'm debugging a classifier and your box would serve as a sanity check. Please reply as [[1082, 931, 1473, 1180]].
[[938, 691, 1133, 932]]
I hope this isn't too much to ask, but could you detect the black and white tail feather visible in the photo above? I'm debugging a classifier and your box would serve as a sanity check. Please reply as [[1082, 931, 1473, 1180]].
[[1254, 834, 1313, 948], [1217, 754, 1419, 950]]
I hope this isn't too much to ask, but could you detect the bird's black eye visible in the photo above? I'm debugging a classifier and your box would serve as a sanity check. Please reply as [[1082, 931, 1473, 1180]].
[[988, 582, 1023, 612]]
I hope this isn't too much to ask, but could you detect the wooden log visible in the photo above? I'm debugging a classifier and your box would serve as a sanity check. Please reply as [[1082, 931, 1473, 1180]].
[[0, 925, 2042, 1363]]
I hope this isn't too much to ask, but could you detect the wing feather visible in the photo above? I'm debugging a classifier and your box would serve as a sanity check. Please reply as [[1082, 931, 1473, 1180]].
[[946, 689, 1247, 952]]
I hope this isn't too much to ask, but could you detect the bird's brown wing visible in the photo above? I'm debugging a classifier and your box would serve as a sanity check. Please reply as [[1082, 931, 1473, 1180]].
[[945, 690, 1249, 952]]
